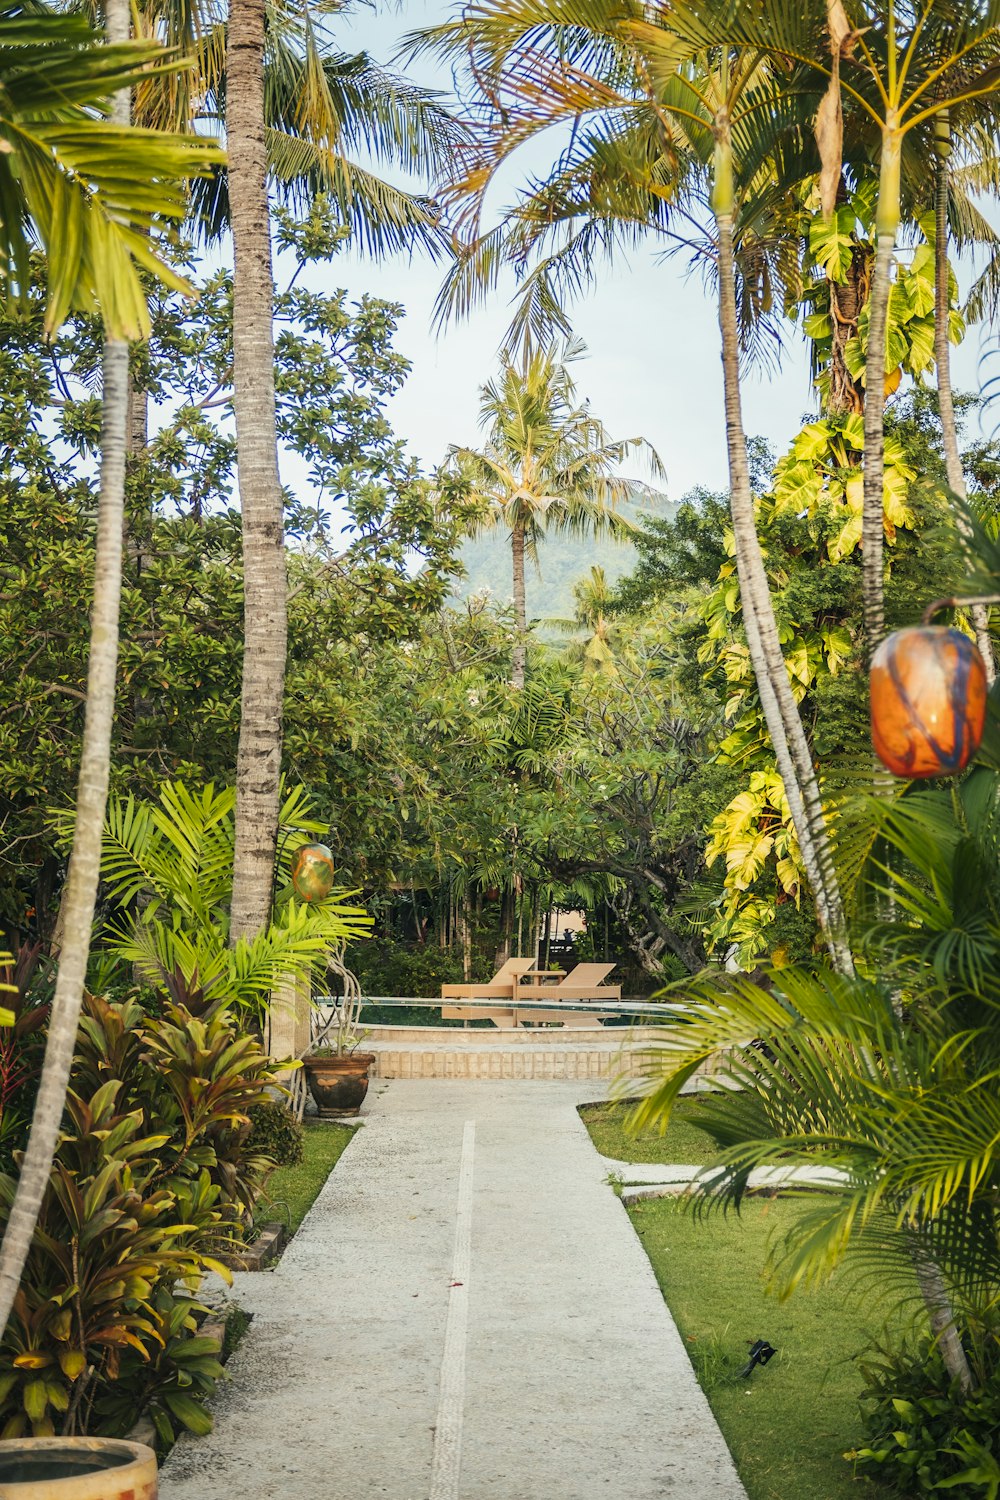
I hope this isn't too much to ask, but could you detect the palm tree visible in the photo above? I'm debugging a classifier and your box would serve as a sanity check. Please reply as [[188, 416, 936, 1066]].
[[671, 0, 1000, 652], [0, 5, 222, 1338], [932, 111, 996, 680], [224, 0, 287, 944], [450, 342, 661, 689], [100, 0, 463, 940], [215, 1, 465, 943], [550, 566, 623, 676], [415, 3, 854, 972]]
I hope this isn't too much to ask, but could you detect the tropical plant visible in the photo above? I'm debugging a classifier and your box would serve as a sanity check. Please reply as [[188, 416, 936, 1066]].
[[0, 1078, 226, 1438], [0, 989, 289, 1438], [448, 340, 661, 688], [69, 780, 372, 1025], [0, 0, 223, 1361], [243, 1100, 304, 1171], [848, 1332, 1000, 1495], [183, 4, 464, 251], [0, 2, 220, 339], [631, 754, 1000, 1391]]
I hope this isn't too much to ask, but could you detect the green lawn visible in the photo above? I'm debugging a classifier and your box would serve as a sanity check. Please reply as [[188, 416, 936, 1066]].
[[254, 1122, 356, 1234], [629, 1196, 901, 1500], [579, 1105, 906, 1499], [579, 1098, 719, 1166]]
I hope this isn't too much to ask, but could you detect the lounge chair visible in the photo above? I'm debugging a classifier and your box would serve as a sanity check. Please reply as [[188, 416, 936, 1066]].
[[442, 961, 621, 1030], [440, 957, 537, 999], [514, 962, 621, 1004], [440, 958, 539, 1028]]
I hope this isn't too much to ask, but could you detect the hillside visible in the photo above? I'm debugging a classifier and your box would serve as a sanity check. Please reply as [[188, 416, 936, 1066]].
[[450, 491, 681, 627]]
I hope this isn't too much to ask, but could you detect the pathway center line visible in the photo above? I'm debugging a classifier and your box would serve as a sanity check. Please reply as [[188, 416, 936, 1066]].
[[429, 1119, 476, 1500]]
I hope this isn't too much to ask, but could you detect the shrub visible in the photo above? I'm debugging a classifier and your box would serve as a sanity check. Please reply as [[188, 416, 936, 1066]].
[[244, 1100, 304, 1169], [847, 1336, 1000, 1496], [0, 992, 285, 1441], [348, 935, 464, 999]]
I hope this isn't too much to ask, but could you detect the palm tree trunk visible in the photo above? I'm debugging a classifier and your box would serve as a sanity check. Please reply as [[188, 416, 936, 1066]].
[[828, 246, 868, 418], [910, 1236, 974, 1393], [933, 116, 996, 683], [227, 0, 288, 943], [460, 889, 472, 981], [713, 139, 852, 976], [511, 520, 527, 688], [0, 0, 130, 1335], [861, 125, 902, 654]]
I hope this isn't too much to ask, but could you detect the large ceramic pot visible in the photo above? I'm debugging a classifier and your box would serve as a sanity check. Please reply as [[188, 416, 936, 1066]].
[[303, 1053, 375, 1117], [0, 1438, 156, 1500]]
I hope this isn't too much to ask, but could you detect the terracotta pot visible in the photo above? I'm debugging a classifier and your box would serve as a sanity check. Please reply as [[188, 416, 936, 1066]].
[[303, 1053, 375, 1117], [0, 1438, 156, 1500]]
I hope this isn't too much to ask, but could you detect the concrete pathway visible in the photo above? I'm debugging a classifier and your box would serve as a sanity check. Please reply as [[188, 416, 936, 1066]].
[[161, 1080, 747, 1500]]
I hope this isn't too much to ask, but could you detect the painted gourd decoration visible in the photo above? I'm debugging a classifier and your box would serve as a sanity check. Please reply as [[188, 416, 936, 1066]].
[[870, 626, 988, 778], [290, 842, 335, 902]]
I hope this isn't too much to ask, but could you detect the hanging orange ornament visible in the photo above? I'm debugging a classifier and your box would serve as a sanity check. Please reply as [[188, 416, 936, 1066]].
[[290, 842, 335, 902], [870, 622, 987, 779]]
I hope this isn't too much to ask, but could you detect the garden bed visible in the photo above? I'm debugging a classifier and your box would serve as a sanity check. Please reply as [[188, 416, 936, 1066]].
[[253, 1120, 357, 1236]]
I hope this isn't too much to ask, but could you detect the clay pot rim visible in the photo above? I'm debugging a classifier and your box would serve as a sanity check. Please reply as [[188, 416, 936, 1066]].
[[0, 1437, 156, 1499], [303, 1052, 375, 1069]]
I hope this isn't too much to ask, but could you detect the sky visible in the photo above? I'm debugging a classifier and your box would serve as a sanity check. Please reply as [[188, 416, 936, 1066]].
[[294, 1, 998, 504]]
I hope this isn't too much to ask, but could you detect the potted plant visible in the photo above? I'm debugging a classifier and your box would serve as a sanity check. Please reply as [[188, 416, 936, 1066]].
[[301, 948, 375, 1118]]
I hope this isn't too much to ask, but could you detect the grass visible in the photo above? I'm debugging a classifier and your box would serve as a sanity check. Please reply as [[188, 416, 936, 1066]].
[[579, 1097, 719, 1167], [253, 1121, 356, 1235], [628, 1195, 902, 1500]]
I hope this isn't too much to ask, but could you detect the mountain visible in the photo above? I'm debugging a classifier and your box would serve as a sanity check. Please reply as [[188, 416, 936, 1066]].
[[450, 490, 680, 628]]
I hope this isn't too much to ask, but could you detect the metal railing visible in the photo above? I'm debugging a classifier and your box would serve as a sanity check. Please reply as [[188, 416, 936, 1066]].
[[314, 995, 672, 1020]]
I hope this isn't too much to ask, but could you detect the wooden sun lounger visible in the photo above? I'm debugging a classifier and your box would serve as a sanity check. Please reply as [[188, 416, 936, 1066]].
[[441, 957, 539, 1029], [510, 963, 620, 1028], [440, 957, 537, 999], [442, 962, 621, 1029]]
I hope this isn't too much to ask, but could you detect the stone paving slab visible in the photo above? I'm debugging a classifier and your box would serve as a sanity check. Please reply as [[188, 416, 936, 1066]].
[[161, 1079, 747, 1500]]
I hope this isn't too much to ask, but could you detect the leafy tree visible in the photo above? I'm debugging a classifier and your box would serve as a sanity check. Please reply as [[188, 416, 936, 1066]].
[[0, 234, 477, 940]]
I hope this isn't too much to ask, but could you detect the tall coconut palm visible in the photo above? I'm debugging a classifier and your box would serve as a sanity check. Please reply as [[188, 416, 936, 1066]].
[[215, 1, 465, 943], [933, 111, 996, 681], [668, 0, 1000, 652], [225, 0, 287, 944], [0, 5, 221, 1336], [450, 342, 662, 689], [413, 3, 854, 973]]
